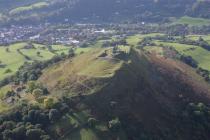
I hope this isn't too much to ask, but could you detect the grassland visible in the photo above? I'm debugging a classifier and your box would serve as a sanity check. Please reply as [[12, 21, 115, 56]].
[[174, 16, 210, 26], [0, 42, 71, 80], [9, 2, 49, 15]]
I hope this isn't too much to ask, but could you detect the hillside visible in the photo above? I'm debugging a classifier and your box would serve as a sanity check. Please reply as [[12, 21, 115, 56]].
[[37, 47, 210, 140], [39, 47, 127, 96], [0, 45, 210, 139], [1, 0, 210, 25]]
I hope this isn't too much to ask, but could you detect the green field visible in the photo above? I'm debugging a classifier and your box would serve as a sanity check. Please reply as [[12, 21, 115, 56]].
[[154, 41, 210, 71], [174, 16, 210, 26], [9, 2, 49, 15], [0, 43, 71, 80]]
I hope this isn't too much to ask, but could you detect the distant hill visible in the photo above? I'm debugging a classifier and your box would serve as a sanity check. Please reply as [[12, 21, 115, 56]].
[[1, 0, 210, 25], [0, 0, 44, 12]]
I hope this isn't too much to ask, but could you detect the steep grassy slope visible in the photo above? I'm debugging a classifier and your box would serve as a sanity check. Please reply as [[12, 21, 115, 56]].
[[39, 48, 126, 96]]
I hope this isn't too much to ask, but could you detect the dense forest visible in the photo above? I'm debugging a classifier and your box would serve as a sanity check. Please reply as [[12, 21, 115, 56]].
[[0, 0, 210, 25]]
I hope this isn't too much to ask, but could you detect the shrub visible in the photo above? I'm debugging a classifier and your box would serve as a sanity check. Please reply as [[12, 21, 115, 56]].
[[49, 109, 60, 122], [26, 129, 44, 140], [36, 96, 47, 104], [108, 118, 121, 132], [44, 97, 55, 109], [4, 69, 12, 74], [87, 118, 97, 128], [27, 81, 37, 93], [12, 126, 26, 140], [32, 89, 43, 100]]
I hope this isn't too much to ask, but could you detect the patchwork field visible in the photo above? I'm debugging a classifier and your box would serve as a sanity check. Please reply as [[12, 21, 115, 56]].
[[154, 41, 210, 71], [0, 42, 71, 80]]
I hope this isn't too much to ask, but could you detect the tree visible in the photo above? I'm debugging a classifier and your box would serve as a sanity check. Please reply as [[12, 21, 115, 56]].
[[2, 121, 15, 130], [44, 97, 55, 109], [37, 51, 41, 56], [29, 73, 38, 81], [2, 129, 13, 140], [32, 89, 43, 100], [87, 118, 97, 128], [108, 118, 121, 132], [12, 126, 26, 140], [26, 129, 44, 140], [68, 48, 75, 57], [27, 82, 43, 93], [5, 47, 10, 52], [47, 45, 53, 52], [40, 135, 51, 140], [180, 55, 198, 68], [49, 109, 60, 122], [42, 88, 49, 95], [27, 81, 37, 93], [4, 68, 12, 73]]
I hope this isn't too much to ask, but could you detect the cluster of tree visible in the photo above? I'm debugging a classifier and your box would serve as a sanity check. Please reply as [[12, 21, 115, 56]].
[[0, 121, 51, 140], [0, 108, 51, 140], [196, 68, 210, 82], [0, 95, 77, 140], [181, 102, 210, 139], [180, 55, 198, 68]]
